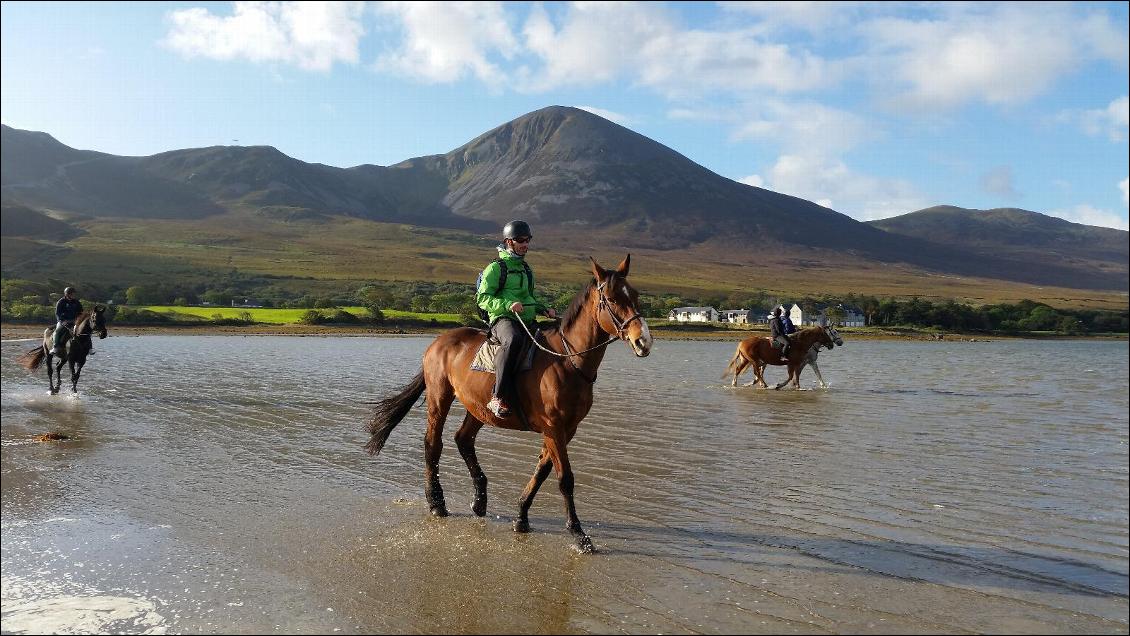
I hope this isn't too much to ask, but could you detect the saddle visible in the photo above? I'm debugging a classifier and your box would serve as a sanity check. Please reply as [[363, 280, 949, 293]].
[[470, 328, 542, 373]]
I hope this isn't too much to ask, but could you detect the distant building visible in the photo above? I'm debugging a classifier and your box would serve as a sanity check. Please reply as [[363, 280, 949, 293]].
[[824, 304, 865, 327], [720, 309, 756, 324], [232, 298, 263, 308], [787, 302, 866, 327], [668, 306, 719, 322]]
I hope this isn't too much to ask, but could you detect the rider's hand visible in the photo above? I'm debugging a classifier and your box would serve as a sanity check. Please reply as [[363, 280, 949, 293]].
[[509, 302, 524, 314], [545, 308, 557, 319]]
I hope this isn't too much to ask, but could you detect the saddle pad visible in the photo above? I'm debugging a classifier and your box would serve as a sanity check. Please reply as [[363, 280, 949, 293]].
[[470, 330, 540, 373]]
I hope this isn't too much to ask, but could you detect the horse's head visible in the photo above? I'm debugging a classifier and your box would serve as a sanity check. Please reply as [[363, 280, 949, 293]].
[[590, 255, 652, 357], [91, 305, 108, 339], [821, 324, 842, 349]]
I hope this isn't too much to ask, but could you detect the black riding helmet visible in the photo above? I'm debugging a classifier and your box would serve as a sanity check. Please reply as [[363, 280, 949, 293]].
[[64, 286, 76, 296], [503, 220, 532, 240]]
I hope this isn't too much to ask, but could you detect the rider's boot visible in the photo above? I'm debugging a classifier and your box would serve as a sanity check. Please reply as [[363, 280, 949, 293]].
[[487, 395, 510, 417]]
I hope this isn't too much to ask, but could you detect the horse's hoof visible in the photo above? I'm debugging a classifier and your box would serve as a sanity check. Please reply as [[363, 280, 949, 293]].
[[429, 505, 449, 518], [471, 498, 487, 517], [513, 518, 530, 533], [572, 536, 596, 554]]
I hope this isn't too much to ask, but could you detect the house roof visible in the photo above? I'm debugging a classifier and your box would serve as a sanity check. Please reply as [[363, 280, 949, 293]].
[[670, 307, 717, 312]]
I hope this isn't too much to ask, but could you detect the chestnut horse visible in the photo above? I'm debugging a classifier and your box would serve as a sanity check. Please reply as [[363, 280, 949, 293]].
[[723, 324, 841, 390], [365, 256, 652, 553], [18, 307, 108, 394]]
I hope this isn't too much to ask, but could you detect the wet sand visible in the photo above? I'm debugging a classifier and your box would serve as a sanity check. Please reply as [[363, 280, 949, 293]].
[[2, 336, 1126, 633]]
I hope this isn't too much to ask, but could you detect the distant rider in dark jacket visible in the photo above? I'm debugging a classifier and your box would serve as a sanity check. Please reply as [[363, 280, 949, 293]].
[[52, 286, 83, 356], [769, 306, 790, 362]]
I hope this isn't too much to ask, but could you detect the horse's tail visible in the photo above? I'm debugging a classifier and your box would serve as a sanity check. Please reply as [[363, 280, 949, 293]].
[[722, 346, 744, 380], [17, 345, 46, 372], [365, 370, 426, 456]]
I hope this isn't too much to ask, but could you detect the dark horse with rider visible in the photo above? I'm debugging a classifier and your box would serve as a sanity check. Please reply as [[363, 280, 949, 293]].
[[18, 286, 108, 394]]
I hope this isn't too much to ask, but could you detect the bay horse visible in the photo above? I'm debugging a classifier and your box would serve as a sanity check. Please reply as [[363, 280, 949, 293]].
[[18, 306, 108, 394], [365, 256, 652, 553], [723, 324, 841, 390]]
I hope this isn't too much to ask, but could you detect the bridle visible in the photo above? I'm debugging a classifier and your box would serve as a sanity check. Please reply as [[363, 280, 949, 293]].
[[514, 277, 645, 382], [73, 310, 107, 344], [594, 279, 643, 340]]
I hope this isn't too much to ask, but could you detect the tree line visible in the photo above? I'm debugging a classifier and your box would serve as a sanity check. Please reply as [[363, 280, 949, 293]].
[[2, 277, 1126, 334]]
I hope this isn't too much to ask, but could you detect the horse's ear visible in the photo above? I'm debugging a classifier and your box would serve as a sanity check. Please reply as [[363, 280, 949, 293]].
[[615, 254, 630, 278], [589, 256, 606, 281]]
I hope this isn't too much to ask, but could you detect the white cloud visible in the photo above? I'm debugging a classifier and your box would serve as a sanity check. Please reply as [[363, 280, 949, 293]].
[[730, 100, 873, 155], [979, 165, 1020, 199], [1078, 96, 1130, 141], [164, 1, 366, 72], [575, 106, 634, 125], [517, 3, 831, 96], [374, 1, 518, 85], [757, 153, 930, 221], [1121, 177, 1129, 207], [718, 1, 872, 35], [859, 4, 1127, 112], [1052, 204, 1129, 230], [738, 174, 764, 187]]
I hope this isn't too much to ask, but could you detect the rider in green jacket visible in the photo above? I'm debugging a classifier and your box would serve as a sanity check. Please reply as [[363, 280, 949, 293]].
[[477, 220, 556, 417]]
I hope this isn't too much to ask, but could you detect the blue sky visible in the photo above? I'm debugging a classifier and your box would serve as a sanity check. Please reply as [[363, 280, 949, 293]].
[[2, 1, 1127, 229]]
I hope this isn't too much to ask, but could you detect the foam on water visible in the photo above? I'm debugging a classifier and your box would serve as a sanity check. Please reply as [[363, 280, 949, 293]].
[[1, 575, 167, 635]]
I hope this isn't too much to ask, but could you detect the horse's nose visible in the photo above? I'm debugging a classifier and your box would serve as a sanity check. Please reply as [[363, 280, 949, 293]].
[[631, 321, 652, 357]]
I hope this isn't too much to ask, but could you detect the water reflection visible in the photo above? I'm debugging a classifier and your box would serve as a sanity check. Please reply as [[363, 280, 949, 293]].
[[2, 336, 1127, 633]]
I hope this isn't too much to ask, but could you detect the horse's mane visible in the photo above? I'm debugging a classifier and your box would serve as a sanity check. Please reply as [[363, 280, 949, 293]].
[[559, 278, 597, 332]]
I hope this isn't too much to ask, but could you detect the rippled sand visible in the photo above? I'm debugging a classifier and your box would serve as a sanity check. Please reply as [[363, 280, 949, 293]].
[[2, 336, 1126, 633]]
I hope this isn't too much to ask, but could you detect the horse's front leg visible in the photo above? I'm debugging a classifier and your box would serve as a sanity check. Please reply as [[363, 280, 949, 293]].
[[810, 360, 827, 388], [773, 364, 793, 390], [514, 444, 552, 533], [70, 360, 83, 393], [546, 436, 594, 554], [455, 412, 488, 517]]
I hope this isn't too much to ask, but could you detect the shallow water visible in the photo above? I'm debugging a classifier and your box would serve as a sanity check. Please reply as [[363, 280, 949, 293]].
[[2, 335, 1127, 634]]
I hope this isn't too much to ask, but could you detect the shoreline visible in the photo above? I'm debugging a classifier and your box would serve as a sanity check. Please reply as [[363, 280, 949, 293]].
[[3, 322, 1125, 342]]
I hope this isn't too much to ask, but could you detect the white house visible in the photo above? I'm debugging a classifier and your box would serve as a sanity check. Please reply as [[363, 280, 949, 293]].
[[669, 306, 719, 322], [823, 304, 865, 327], [720, 309, 757, 324], [788, 303, 866, 327]]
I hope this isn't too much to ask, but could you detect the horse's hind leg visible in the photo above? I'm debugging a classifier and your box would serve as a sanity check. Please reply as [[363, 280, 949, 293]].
[[51, 356, 66, 394], [423, 383, 455, 517], [513, 444, 552, 533], [754, 362, 768, 388], [454, 412, 488, 517], [732, 358, 750, 387], [46, 352, 56, 394]]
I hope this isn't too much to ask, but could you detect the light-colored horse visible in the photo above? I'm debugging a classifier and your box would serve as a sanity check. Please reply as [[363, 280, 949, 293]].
[[723, 324, 843, 389]]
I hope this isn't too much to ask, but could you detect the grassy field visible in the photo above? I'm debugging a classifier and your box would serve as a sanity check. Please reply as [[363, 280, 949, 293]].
[[136, 305, 462, 324], [5, 209, 1127, 311]]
